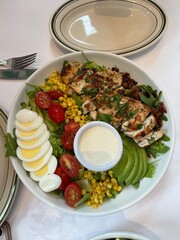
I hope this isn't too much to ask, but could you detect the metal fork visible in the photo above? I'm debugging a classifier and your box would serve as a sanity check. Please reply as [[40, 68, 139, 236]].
[[0, 53, 37, 69]]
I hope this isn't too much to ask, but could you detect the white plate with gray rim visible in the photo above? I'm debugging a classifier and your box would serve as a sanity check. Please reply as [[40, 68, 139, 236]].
[[49, 0, 167, 56], [0, 107, 19, 226]]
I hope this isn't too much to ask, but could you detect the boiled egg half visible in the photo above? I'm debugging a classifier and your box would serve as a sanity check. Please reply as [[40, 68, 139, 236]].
[[15, 109, 61, 192]]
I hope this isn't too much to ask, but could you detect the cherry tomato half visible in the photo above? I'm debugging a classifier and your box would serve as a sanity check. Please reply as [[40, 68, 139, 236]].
[[48, 102, 65, 124], [64, 120, 80, 133], [35, 91, 51, 109], [47, 90, 64, 99], [61, 131, 75, 150], [55, 166, 70, 191], [59, 153, 80, 178], [64, 182, 82, 207]]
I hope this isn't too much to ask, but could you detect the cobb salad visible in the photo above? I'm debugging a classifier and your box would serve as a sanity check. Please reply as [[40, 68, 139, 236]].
[[5, 55, 170, 209]]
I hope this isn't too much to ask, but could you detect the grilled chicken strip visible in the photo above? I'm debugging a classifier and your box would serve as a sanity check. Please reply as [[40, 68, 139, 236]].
[[61, 61, 82, 85], [134, 129, 164, 148], [121, 97, 150, 131], [82, 100, 96, 114], [122, 114, 156, 139]]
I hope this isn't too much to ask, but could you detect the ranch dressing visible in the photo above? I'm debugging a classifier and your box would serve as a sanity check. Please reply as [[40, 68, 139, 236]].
[[79, 125, 119, 166]]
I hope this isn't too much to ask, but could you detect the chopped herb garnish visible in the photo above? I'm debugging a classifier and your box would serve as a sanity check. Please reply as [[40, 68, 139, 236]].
[[82, 86, 99, 97], [137, 123, 144, 130], [127, 110, 137, 120], [117, 103, 129, 116]]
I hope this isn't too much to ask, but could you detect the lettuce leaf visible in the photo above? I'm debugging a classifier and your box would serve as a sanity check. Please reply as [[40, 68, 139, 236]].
[[4, 132, 17, 157]]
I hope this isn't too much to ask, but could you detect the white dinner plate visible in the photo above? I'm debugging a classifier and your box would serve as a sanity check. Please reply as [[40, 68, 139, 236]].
[[0, 107, 19, 226], [49, 0, 167, 56], [7, 52, 175, 216]]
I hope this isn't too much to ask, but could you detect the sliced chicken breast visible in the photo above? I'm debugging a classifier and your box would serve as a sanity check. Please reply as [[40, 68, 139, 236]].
[[123, 115, 156, 139], [134, 129, 164, 147]]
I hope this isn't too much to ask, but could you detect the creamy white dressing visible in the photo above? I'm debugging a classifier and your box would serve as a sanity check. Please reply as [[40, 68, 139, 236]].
[[79, 126, 119, 166]]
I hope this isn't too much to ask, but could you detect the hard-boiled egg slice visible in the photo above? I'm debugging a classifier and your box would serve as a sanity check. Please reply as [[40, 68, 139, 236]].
[[15, 123, 47, 141], [22, 146, 53, 172], [17, 140, 51, 162], [16, 109, 38, 123], [30, 155, 58, 181], [39, 174, 61, 193], [17, 130, 50, 150], [15, 116, 43, 132]]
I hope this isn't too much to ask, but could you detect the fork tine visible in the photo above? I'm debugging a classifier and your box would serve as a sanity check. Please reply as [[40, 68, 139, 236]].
[[15, 55, 36, 65], [15, 53, 37, 64], [14, 53, 37, 69], [14, 57, 36, 69]]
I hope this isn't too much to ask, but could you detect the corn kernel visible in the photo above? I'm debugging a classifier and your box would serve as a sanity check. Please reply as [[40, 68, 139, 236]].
[[86, 201, 92, 206], [111, 178, 117, 184], [108, 170, 113, 177], [81, 189, 87, 195], [106, 183, 112, 189], [93, 203, 99, 209]]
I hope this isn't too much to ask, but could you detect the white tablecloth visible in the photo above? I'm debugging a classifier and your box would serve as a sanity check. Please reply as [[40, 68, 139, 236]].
[[0, 0, 179, 239]]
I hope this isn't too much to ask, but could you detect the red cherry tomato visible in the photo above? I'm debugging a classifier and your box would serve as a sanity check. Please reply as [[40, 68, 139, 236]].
[[62, 120, 80, 150], [54, 166, 70, 191], [35, 91, 51, 109], [64, 182, 82, 207], [61, 131, 75, 150], [47, 90, 64, 99], [59, 153, 80, 178], [48, 102, 65, 124], [64, 120, 80, 133]]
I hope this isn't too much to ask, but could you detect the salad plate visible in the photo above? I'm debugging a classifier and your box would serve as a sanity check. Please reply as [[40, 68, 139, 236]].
[[0, 107, 19, 226], [49, 0, 167, 56], [7, 51, 174, 216]]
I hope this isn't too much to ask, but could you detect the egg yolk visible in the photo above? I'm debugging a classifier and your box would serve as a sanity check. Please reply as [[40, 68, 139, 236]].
[[19, 129, 36, 137], [25, 157, 44, 168], [21, 147, 40, 159], [19, 121, 34, 127], [33, 165, 48, 176], [20, 139, 38, 146]]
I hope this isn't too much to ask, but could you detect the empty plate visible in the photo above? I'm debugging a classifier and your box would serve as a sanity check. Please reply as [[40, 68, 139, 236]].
[[49, 0, 167, 56]]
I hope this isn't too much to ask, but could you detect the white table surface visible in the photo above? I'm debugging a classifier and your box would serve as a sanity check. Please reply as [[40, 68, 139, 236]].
[[0, 0, 179, 239]]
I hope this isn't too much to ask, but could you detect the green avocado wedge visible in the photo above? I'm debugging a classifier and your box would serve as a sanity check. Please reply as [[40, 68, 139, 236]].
[[112, 135, 148, 187], [117, 137, 136, 184], [125, 141, 139, 185], [112, 144, 130, 179], [131, 144, 148, 185], [112, 136, 136, 184]]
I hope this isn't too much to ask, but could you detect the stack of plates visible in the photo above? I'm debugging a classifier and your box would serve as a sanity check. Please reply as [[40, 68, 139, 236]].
[[0, 107, 19, 226]]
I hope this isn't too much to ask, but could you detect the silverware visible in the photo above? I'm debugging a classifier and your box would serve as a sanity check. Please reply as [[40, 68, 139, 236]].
[[0, 69, 37, 79], [0, 222, 12, 240], [0, 53, 37, 69]]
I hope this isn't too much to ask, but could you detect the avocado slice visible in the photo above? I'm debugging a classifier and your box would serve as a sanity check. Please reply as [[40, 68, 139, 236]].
[[125, 137, 143, 185], [140, 148, 148, 178], [112, 135, 148, 186], [117, 137, 136, 184], [112, 144, 129, 178], [132, 146, 145, 184], [112, 136, 137, 185], [112, 136, 137, 182]]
